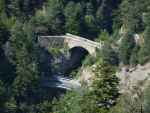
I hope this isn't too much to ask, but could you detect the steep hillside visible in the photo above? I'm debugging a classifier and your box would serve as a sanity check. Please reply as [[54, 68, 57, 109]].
[[117, 63, 150, 93]]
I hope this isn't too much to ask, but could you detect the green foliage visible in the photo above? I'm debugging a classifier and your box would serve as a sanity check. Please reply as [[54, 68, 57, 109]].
[[83, 55, 96, 66], [53, 91, 83, 113], [48, 47, 61, 57], [116, 0, 150, 66], [70, 69, 77, 77], [109, 93, 142, 113], [119, 32, 135, 65], [138, 11, 150, 64], [119, 0, 146, 33], [53, 57, 119, 113], [98, 44, 119, 65], [32, 0, 120, 37], [0, 19, 9, 48], [64, 2, 83, 35], [32, 9, 47, 26], [109, 79, 149, 113], [144, 85, 150, 113], [96, 30, 110, 42], [6, 22, 47, 113], [92, 59, 119, 108], [7, 0, 42, 20], [0, 80, 5, 108], [10, 22, 39, 97], [84, 2, 98, 35], [130, 46, 140, 66], [0, 0, 5, 14], [53, 89, 102, 113], [45, 0, 65, 34], [1, 0, 150, 113], [4, 97, 17, 113]]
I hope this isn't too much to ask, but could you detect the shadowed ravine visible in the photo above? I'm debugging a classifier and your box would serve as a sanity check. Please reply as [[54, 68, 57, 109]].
[[41, 75, 81, 90]]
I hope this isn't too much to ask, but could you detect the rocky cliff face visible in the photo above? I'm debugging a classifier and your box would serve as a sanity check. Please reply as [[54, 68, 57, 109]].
[[79, 66, 95, 86], [117, 63, 150, 93], [79, 62, 150, 93]]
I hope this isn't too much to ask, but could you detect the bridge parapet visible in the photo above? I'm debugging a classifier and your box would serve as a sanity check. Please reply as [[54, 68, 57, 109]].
[[38, 33, 103, 56], [65, 33, 103, 48]]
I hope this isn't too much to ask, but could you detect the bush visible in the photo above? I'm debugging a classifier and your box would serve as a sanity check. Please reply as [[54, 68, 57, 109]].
[[83, 55, 96, 66], [130, 46, 140, 66], [144, 84, 150, 113], [119, 32, 135, 65]]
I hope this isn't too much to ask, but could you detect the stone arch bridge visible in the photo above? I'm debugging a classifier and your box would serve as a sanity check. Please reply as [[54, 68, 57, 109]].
[[38, 33, 103, 56], [38, 33, 103, 90]]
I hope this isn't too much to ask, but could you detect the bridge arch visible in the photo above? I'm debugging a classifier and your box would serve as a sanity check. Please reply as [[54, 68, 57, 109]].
[[69, 46, 89, 64], [69, 46, 89, 55], [67, 42, 97, 56]]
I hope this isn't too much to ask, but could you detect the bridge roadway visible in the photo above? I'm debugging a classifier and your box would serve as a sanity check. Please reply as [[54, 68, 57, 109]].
[[41, 75, 81, 90]]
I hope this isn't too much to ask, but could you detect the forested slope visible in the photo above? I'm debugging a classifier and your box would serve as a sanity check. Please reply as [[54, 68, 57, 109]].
[[0, 0, 150, 113]]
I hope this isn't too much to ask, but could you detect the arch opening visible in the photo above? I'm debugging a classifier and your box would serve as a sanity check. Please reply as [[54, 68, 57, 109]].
[[60, 46, 89, 75]]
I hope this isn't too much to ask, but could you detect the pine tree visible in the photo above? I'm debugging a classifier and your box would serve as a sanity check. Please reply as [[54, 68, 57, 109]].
[[8, 0, 20, 17], [119, 32, 135, 65], [84, 2, 98, 36], [92, 58, 119, 108], [0, 20, 8, 49], [46, 0, 65, 34], [53, 89, 100, 113], [64, 1, 83, 35], [138, 10, 150, 64], [0, 80, 5, 107], [143, 12, 150, 56], [0, 0, 5, 14], [7, 0, 43, 20], [10, 22, 40, 109], [144, 85, 150, 113], [53, 91, 82, 113], [119, 0, 146, 33], [99, 43, 119, 65]]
